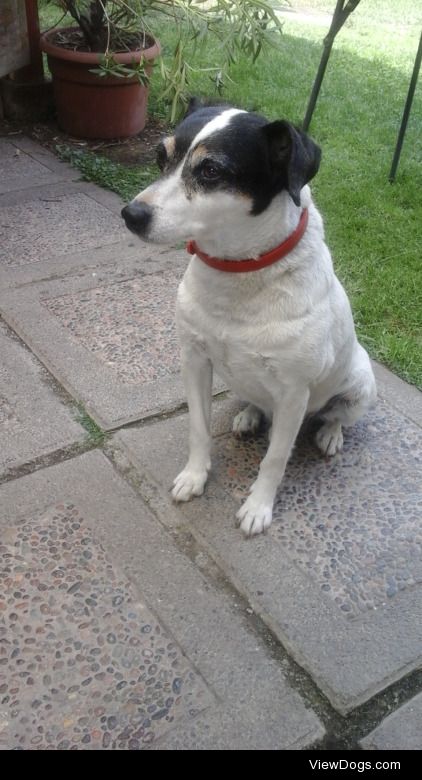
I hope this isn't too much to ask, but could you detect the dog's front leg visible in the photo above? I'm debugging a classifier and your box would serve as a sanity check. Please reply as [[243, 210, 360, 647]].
[[172, 343, 213, 502], [236, 387, 310, 536]]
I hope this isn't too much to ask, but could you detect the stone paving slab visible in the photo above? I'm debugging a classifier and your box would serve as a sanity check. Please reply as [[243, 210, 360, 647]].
[[373, 362, 422, 428], [0, 190, 126, 269], [0, 321, 84, 477], [360, 692, 422, 750], [0, 451, 324, 750], [0, 258, 224, 430], [0, 136, 76, 195], [0, 177, 123, 211], [114, 389, 422, 714], [0, 201, 176, 290], [0, 149, 142, 290], [0, 235, 148, 291]]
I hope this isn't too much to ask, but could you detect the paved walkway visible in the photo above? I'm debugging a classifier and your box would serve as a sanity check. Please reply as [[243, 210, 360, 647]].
[[0, 135, 421, 750]]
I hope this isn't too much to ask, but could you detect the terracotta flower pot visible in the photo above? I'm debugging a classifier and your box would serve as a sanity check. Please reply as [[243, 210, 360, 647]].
[[40, 28, 160, 139]]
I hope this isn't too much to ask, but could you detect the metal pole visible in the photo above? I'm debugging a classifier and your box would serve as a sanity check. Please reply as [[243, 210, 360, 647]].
[[302, 35, 336, 132], [389, 29, 422, 182], [302, 0, 362, 132]]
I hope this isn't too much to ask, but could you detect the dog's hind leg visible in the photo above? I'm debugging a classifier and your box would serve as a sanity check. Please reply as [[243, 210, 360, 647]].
[[315, 419, 344, 457], [315, 344, 376, 457], [232, 404, 263, 437], [172, 343, 213, 502]]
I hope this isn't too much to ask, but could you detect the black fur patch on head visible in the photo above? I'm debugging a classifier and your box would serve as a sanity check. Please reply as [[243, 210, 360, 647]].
[[156, 99, 321, 211], [156, 103, 232, 174]]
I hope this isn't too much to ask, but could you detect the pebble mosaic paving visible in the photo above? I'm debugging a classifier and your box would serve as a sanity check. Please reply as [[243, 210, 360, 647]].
[[0, 503, 211, 750], [116, 399, 422, 710], [0, 260, 208, 428], [213, 409, 422, 617], [43, 271, 183, 384]]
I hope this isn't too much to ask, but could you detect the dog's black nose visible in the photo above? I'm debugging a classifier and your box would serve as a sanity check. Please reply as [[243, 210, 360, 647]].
[[121, 201, 152, 234]]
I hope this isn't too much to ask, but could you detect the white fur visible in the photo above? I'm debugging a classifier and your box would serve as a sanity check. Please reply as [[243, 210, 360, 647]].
[[133, 112, 377, 536], [190, 108, 246, 146]]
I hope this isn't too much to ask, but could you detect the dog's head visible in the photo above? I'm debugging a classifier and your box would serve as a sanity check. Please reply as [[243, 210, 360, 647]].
[[121, 99, 321, 245]]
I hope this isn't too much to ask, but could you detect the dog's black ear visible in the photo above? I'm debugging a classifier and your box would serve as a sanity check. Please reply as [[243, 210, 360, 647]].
[[185, 97, 238, 119], [185, 97, 205, 118], [262, 121, 321, 206]]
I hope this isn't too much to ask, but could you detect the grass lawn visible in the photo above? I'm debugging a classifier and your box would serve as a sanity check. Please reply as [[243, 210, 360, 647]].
[[39, 1, 422, 388]]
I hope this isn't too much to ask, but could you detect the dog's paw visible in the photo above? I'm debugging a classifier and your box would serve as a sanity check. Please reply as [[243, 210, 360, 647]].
[[171, 467, 208, 502], [236, 495, 273, 537], [315, 421, 343, 457], [232, 405, 262, 438]]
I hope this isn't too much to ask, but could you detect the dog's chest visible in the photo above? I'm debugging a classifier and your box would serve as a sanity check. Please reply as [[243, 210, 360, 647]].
[[189, 320, 279, 408], [177, 270, 302, 407]]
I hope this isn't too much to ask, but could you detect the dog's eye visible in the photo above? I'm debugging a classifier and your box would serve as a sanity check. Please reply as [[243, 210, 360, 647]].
[[201, 161, 221, 180]]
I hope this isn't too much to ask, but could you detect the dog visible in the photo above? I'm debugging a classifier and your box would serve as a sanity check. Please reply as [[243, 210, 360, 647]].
[[121, 99, 376, 536]]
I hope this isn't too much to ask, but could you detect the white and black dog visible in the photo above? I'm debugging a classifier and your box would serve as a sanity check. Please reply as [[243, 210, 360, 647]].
[[122, 100, 376, 536]]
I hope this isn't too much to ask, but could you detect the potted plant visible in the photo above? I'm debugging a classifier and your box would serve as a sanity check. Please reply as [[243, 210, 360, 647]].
[[40, 0, 284, 139]]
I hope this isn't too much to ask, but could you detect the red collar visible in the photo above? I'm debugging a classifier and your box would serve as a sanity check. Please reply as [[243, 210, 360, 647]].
[[186, 208, 308, 273]]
